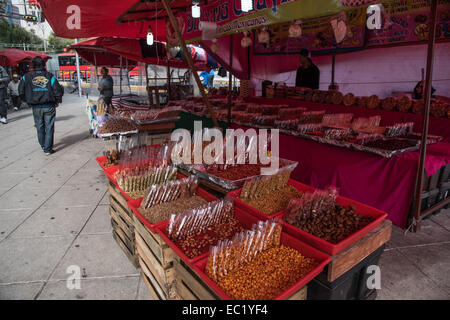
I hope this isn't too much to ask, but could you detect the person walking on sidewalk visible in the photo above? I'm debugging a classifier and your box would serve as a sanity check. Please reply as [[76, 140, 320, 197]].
[[0, 65, 11, 124], [8, 74, 22, 111], [19, 57, 64, 155]]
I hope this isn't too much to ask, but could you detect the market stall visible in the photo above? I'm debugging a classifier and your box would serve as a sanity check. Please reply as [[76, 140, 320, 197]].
[[37, 0, 448, 301]]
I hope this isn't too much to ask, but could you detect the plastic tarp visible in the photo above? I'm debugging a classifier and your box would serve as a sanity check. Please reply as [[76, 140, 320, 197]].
[[0, 49, 52, 66]]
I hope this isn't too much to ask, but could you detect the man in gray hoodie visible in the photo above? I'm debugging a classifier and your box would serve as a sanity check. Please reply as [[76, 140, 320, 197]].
[[0, 65, 11, 124]]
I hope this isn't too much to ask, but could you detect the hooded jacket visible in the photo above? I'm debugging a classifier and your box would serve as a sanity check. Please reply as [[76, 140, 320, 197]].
[[0, 66, 10, 89], [19, 68, 64, 106]]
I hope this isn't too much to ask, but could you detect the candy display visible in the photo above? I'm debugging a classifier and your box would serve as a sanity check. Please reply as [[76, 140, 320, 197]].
[[397, 96, 413, 112], [385, 122, 414, 137], [131, 106, 181, 123], [351, 116, 382, 133], [381, 97, 397, 111], [298, 111, 325, 124], [283, 188, 374, 244], [363, 138, 417, 151], [218, 245, 317, 300], [206, 220, 283, 282], [322, 113, 353, 128], [204, 221, 318, 300], [116, 166, 178, 198], [97, 117, 138, 135], [241, 185, 303, 215], [175, 219, 245, 259], [278, 107, 307, 121], [166, 198, 246, 259], [240, 170, 291, 201], [367, 95, 380, 109], [140, 195, 208, 224], [343, 93, 356, 106], [140, 175, 198, 209]]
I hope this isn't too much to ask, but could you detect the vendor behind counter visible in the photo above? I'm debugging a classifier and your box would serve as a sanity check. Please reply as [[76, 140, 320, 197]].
[[295, 48, 320, 90]]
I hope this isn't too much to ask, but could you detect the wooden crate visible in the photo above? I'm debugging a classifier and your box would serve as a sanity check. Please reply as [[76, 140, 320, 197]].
[[173, 259, 307, 300], [107, 182, 139, 268], [326, 219, 392, 282], [133, 215, 179, 299]]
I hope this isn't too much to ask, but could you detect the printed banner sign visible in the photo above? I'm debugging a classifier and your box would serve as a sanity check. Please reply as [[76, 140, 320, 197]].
[[167, 0, 346, 45], [366, 0, 450, 47], [253, 7, 367, 55]]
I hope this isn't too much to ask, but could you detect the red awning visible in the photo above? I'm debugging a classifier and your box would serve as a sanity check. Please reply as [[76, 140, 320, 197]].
[[0, 49, 52, 66], [37, 0, 167, 40], [67, 37, 208, 70]]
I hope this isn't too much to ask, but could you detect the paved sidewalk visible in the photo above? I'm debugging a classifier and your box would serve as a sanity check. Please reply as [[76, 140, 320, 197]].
[[0, 94, 448, 300]]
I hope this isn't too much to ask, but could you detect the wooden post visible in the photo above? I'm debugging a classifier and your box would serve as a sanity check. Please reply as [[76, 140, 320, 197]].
[[331, 54, 336, 86], [227, 34, 233, 125], [161, 0, 219, 128], [411, 0, 438, 232], [167, 59, 171, 101], [119, 56, 123, 99]]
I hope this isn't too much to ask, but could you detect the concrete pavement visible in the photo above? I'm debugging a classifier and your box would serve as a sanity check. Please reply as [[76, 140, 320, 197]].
[[0, 94, 448, 300]]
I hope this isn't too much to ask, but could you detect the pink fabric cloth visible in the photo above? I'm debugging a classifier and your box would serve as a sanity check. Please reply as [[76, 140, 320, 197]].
[[231, 108, 450, 228]]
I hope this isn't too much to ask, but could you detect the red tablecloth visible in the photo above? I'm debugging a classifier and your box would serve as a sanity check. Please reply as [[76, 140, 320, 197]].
[[231, 122, 450, 229], [245, 97, 450, 142]]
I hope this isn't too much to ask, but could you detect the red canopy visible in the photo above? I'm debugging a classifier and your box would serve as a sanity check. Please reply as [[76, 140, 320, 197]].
[[0, 49, 52, 66], [37, 0, 167, 40], [68, 37, 209, 70]]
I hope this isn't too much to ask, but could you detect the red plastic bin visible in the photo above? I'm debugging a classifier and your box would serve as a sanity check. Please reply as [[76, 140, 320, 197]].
[[95, 156, 115, 171], [96, 144, 161, 172], [128, 187, 218, 233], [191, 227, 331, 300], [104, 168, 186, 203], [280, 195, 387, 256], [227, 179, 316, 221], [156, 205, 262, 268]]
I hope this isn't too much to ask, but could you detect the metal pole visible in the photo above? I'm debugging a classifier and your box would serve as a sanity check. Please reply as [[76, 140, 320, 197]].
[[145, 63, 152, 108], [161, 0, 218, 127], [74, 38, 82, 97], [411, 0, 438, 232], [227, 34, 233, 126]]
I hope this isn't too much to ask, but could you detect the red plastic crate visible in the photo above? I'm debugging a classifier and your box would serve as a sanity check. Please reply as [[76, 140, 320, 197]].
[[280, 195, 387, 256], [227, 179, 316, 221], [96, 144, 161, 172], [191, 229, 331, 300], [95, 156, 111, 171], [156, 205, 262, 268], [128, 187, 218, 233], [104, 168, 187, 203]]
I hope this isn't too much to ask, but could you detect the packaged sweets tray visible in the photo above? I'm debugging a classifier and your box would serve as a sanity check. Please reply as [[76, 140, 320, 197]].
[[280, 193, 387, 256], [188, 158, 298, 191], [155, 203, 261, 268], [128, 187, 218, 233], [227, 179, 315, 221], [192, 225, 331, 300]]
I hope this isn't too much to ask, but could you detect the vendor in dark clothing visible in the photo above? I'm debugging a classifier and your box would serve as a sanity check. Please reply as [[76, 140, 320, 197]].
[[413, 80, 435, 100], [295, 49, 320, 89]]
